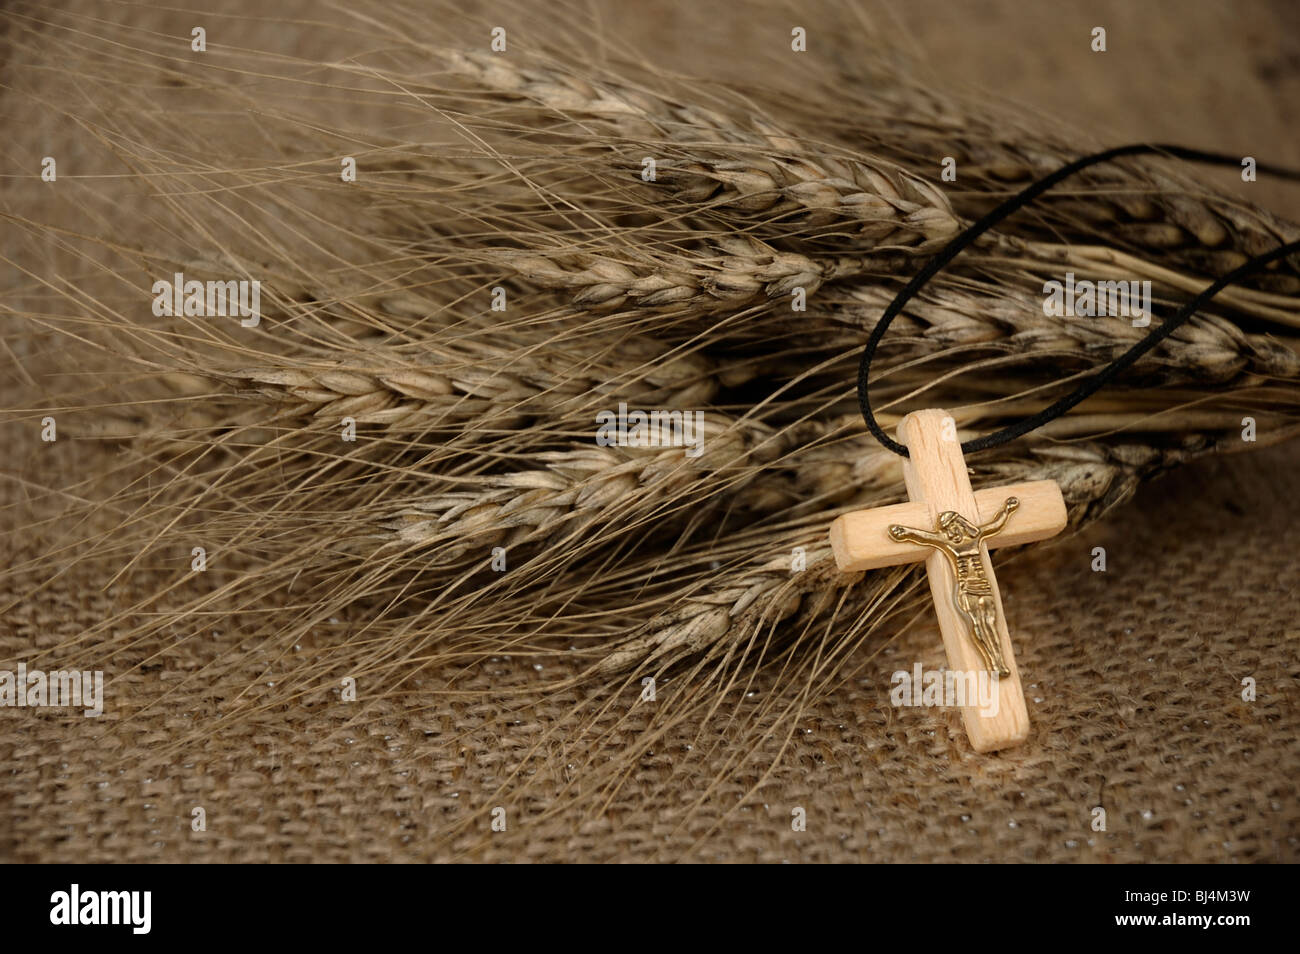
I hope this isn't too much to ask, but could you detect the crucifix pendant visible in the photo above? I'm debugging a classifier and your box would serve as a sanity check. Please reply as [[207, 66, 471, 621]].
[[828, 409, 1068, 752]]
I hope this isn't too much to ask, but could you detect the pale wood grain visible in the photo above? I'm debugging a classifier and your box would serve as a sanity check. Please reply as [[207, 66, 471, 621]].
[[903, 410, 1029, 751], [829, 479, 1066, 572], [827, 409, 1068, 752]]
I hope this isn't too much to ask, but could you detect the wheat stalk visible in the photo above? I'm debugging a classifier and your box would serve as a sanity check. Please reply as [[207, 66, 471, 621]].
[[211, 338, 720, 432], [494, 237, 894, 312], [806, 71, 1300, 290], [368, 414, 793, 559], [437, 51, 960, 245]]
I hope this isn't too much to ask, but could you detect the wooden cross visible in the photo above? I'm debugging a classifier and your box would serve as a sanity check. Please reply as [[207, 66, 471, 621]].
[[828, 409, 1068, 752]]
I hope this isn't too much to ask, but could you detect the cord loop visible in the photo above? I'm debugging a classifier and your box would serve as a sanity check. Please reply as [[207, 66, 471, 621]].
[[857, 144, 1300, 457]]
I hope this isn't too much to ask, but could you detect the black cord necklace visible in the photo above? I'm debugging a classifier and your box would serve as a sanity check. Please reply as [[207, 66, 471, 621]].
[[836, 146, 1300, 751], [856, 144, 1300, 457]]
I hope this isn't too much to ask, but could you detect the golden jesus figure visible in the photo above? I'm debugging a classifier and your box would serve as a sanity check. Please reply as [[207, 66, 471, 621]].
[[888, 497, 1020, 676]]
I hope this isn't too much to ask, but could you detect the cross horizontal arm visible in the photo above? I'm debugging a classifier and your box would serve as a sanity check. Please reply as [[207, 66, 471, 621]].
[[829, 479, 1067, 572]]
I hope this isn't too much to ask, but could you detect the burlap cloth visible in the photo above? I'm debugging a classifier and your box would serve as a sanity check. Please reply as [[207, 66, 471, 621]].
[[2, 0, 1298, 863], [2, 432, 1297, 863]]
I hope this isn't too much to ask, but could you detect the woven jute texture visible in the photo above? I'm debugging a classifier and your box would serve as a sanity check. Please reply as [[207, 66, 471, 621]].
[[1, 438, 1298, 862], [2, 0, 1299, 863]]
